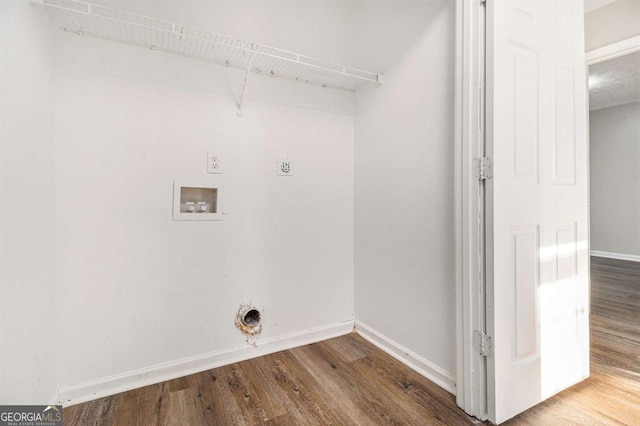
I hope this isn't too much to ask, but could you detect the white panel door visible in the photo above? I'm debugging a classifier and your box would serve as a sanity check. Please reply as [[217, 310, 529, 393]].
[[485, 0, 589, 423]]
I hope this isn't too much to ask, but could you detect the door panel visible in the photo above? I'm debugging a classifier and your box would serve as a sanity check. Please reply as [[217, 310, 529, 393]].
[[511, 44, 539, 182], [486, 0, 589, 423], [512, 225, 539, 361], [554, 66, 577, 184]]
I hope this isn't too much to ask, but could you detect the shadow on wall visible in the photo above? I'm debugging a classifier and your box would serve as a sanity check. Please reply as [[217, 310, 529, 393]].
[[353, 0, 457, 380]]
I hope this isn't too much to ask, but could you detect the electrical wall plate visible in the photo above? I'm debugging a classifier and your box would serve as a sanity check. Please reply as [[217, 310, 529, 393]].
[[277, 158, 294, 176], [207, 152, 222, 174], [173, 180, 224, 221]]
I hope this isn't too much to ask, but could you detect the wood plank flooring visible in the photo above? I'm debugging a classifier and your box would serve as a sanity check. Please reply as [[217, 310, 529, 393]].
[[64, 257, 640, 425], [63, 334, 480, 425]]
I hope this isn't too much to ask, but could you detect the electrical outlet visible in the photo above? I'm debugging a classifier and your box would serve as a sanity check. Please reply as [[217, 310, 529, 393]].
[[207, 152, 221, 174], [277, 158, 294, 176]]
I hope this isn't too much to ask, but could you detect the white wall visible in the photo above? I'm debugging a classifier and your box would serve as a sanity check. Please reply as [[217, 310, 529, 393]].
[[590, 102, 640, 257], [584, 0, 640, 51], [354, 0, 457, 379], [0, 0, 357, 400], [3, 0, 461, 404], [50, 1, 357, 392], [0, 0, 57, 403]]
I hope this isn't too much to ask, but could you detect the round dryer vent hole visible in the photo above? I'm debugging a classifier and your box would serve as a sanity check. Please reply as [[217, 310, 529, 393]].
[[235, 304, 263, 336], [242, 309, 261, 327]]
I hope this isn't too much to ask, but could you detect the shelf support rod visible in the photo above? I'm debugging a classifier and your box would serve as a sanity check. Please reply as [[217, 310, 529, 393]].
[[237, 44, 256, 117]]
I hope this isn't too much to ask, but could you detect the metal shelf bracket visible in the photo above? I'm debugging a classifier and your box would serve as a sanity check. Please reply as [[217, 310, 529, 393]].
[[237, 44, 256, 117]]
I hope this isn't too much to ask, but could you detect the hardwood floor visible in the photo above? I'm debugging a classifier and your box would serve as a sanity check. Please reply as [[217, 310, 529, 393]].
[[64, 257, 640, 425], [63, 334, 480, 425]]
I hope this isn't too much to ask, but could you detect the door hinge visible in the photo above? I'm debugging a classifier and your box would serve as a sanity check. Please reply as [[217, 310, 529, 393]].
[[473, 157, 493, 180], [473, 330, 494, 357]]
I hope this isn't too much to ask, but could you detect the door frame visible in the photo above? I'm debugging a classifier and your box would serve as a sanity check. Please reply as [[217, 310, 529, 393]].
[[585, 34, 640, 65], [585, 35, 640, 261], [454, 0, 487, 420]]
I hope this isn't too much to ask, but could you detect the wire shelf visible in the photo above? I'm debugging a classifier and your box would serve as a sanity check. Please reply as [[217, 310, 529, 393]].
[[44, 0, 383, 92]]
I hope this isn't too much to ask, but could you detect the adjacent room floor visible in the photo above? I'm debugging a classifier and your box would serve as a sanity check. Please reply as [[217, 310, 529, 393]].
[[64, 257, 640, 425]]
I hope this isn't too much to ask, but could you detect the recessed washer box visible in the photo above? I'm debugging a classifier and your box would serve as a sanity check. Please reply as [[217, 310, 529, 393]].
[[173, 180, 223, 221]]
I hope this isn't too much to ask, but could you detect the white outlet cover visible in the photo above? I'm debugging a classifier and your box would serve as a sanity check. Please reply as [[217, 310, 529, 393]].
[[277, 158, 294, 176], [207, 152, 222, 174]]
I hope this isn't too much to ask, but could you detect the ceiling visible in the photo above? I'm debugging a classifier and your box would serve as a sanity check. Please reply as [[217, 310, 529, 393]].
[[589, 50, 640, 110]]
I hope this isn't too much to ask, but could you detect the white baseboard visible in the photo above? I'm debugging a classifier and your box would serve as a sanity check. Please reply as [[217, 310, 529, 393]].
[[591, 250, 640, 263], [56, 320, 354, 407], [48, 389, 60, 406], [354, 321, 456, 395]]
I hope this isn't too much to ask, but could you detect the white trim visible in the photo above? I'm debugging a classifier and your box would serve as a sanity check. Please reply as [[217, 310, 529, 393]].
[[354, 321, 456, 395], [55, 320, 354, 407], [454, 0, 464, 411], [455, 0, 487, 419], [591, 250, 640, 263], [585, 35, 640, 65], [48, 390, 59, 406]]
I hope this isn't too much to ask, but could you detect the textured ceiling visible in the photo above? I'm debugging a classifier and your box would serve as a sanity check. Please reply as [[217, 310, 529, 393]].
[[588, 50, 640, 111]]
